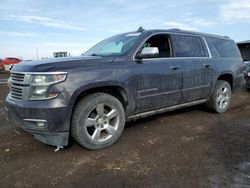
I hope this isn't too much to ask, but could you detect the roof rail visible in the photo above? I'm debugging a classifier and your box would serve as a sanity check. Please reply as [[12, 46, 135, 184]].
[[169, 28, 181, 31]]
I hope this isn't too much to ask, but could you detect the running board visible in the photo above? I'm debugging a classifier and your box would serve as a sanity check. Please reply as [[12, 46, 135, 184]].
[[126, 99, 207, 121]]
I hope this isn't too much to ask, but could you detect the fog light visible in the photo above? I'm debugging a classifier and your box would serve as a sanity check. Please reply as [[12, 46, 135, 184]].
[[23, 119, 47, 129], [37, 122, 45, 127], [34, 86, 47, 95]]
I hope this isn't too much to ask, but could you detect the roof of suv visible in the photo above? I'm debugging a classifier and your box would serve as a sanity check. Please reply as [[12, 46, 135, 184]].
[[138, 29, 232, 40], [237, 40, 250, 45]]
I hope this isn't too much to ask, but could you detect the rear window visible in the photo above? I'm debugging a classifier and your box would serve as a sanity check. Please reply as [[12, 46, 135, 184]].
[[172, 35, 209, 57], [205, 37, 241, 58]]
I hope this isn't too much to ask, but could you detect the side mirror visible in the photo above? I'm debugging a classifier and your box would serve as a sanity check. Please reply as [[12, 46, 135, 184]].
[[136, 47, 159, 59]]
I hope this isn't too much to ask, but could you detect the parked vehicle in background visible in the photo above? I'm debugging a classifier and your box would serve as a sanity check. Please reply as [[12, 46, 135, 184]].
[[5, 28, 243, 150], [2, 57, 21, 71], [2, 57, 21, 65], [0, 59, 5, 72], [243, 61, 250, 78], [244, 62, 250, 90], [237, 41, 250, 89]]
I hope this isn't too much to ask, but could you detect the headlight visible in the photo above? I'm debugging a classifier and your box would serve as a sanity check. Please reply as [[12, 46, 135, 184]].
[[29, 72, 67, 100], [248, 72, 250, 77], [31, 74, 66, 85]]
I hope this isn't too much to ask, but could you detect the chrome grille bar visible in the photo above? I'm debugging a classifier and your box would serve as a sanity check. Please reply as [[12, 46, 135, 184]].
[[9, 72, 27, 101]]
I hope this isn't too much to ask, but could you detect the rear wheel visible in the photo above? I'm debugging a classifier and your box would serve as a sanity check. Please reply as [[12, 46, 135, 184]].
[[71, 93, 125, 150], [206, 80, 232, 113]]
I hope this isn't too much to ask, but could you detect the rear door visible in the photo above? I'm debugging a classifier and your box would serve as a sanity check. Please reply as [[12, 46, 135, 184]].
[[172, 34, 213, 103]]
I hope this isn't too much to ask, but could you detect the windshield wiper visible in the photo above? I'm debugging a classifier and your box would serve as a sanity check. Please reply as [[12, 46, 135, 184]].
[[89, 53, 102, 57]]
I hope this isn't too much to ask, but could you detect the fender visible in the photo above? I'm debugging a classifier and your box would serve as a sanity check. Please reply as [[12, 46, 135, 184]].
[[67, 81, 136, 119]]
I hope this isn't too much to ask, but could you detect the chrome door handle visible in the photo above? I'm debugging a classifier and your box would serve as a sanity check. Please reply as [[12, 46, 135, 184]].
[[170, 66, 180, 70]]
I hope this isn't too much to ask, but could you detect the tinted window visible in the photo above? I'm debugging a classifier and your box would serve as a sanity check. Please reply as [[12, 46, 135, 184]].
[[205, 37, 241, 58], [172, 35, 209, 57], [139, 34, 171, 58]]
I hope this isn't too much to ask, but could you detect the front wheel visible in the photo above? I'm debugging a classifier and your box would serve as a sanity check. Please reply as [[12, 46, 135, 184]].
[[206, 80, 232, 113], [71, 93, 125, 150]]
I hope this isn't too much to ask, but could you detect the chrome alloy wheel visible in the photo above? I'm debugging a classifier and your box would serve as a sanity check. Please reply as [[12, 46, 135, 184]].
[[216, 86, 230, 111], [85, 103, 119, 143]]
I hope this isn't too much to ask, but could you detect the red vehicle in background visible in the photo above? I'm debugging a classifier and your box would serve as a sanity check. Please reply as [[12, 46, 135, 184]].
[[0, 59, 5, 72], [2, 57, 22, 71], [2, 57, 21, 65]]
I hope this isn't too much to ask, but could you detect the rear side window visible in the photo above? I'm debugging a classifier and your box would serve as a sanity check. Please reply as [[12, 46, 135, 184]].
[[205, 37, 241, 58], [172, 35, 209, 57]]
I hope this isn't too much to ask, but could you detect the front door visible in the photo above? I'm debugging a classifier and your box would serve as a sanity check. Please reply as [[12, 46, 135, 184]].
[[134, 34, 183, 112]]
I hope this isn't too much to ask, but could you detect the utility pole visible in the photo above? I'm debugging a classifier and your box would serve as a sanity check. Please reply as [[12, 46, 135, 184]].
[[36, 48, 39, 60]]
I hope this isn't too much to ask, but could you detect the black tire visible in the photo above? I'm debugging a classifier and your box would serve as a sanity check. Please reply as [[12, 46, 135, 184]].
[[206, 80, 232, 113], [71, 93, 125, 150]]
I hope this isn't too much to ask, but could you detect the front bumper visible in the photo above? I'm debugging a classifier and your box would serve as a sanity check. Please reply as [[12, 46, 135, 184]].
[[5, 94, 70, 146]]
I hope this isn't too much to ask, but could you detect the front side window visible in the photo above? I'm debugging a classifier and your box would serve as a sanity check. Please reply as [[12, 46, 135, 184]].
[[138, 34, 172, 58], [172, 35, 209, 57]]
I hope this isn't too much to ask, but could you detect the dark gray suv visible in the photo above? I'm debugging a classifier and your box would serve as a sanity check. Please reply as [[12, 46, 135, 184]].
[[5, 28, 243, 150]]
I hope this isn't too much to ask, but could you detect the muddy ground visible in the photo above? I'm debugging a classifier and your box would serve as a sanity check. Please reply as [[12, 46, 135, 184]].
[[0, 72, 250, 188]]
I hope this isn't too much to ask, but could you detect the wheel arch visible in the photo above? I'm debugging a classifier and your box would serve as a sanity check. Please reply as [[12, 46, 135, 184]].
[[69, 84, 130, 122], [217, 73, 233, 89]]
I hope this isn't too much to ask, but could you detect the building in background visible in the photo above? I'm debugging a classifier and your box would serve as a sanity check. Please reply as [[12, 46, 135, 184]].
[[237, 41, 250, 62], [53, 52, 69, 58]]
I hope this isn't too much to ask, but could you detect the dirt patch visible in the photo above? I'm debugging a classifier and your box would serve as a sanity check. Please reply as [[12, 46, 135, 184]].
[[0, 73, 250, 187]]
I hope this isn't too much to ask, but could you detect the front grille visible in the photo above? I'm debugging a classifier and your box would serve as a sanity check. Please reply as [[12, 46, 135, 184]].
[[9, 72, 27, 101], [10, 85, 23, 100], [11, 73, 25, 82]]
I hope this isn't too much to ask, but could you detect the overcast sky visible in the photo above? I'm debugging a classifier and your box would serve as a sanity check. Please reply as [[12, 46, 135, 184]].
[[0, 0, 249, 60]]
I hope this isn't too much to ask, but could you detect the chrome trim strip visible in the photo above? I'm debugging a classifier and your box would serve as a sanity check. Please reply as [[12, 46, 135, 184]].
[[132, 32, 212, 61], [23, 119, 47, 122], [10, 71, 68, 75], [137, 85, 210, 99], [202, 36, 212, 58], [29, 94, 59, 101], [141, 57, 212, 61], [183, 85, 210, 91], [138, 89, 179, 99]]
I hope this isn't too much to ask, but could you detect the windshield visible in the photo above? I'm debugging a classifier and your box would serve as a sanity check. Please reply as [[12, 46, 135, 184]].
[[84, 33, 140, 57]]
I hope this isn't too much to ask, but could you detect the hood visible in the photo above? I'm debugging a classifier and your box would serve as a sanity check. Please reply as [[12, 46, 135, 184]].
[[11, 56, 115, 72]]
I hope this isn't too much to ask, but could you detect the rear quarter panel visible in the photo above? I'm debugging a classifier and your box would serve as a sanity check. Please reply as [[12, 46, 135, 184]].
[[210, 57, 243, 93]]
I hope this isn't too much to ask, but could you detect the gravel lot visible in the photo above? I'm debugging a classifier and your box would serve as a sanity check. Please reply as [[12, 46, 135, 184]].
[[0, 72, 250, 188]]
